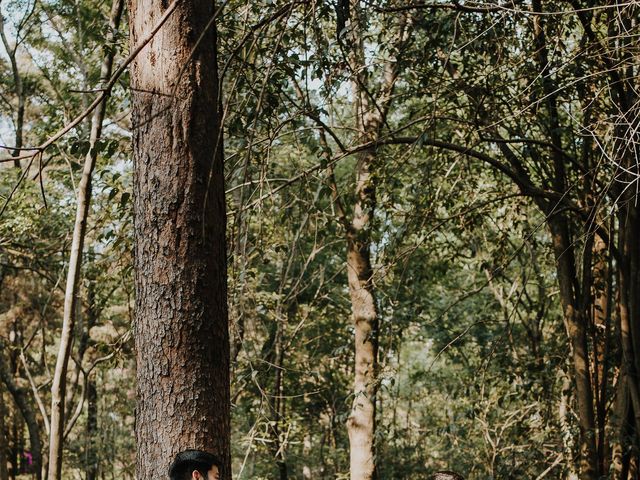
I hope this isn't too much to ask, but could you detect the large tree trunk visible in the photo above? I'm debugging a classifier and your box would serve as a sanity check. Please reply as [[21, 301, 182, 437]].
[[129, 0, 230, 478], [345, 130, 379, 480]]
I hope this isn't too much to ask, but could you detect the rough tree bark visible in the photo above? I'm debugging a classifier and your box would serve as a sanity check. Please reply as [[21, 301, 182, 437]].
[[46, 2, 124, 479], [129, 0, 230, 478]]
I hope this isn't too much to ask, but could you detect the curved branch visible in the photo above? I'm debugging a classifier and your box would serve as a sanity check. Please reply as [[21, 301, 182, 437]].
[[0, 0, 181, 163]]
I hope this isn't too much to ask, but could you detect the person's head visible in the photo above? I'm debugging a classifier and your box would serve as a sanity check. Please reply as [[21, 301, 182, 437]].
[[169, 450, 221, 480], [428, 472, 464, 480]]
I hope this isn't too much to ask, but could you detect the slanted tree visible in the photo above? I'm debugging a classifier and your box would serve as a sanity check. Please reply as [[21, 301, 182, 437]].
[[129, 0, 230, 479]]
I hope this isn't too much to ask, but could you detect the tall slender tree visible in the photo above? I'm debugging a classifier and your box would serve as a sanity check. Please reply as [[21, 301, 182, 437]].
[[47, 2, 124, 478], [333, 4, 410, 478]]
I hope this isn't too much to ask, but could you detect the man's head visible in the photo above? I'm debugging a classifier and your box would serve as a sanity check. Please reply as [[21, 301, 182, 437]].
[[169, 450, 221, 480], [428, 472, 464, 480]]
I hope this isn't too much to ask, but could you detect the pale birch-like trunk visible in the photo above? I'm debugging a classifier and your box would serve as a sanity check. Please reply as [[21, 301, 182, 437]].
[[346, 207, 379, 480], [344, 4, 380, 477], [339, 4, 408, 479], [46, 2, 124, 479]]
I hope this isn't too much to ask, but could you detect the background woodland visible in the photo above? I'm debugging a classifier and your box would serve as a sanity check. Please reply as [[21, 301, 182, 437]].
[[0, 1, 639, 479]]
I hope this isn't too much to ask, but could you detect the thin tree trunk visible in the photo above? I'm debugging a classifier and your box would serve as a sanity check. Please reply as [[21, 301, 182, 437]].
[[591, 234, 611, 475], [47, 2, 124, 479], [85, 380, 98, 480], [612, 377, 632, 479], [0, 275, 7, 480], [558, 372, 579, 480], [64, 303, 85, 425], [0, 382, 8, 480], [129, 0, 230, 478], [612, 3, 640, 470], [268, 309, 288, 480], [9, 418, 16, 480], [13, 95, 24, 169], [530, 2, 599, 475], [84, 278, 99, 480], [275, 372, 288, 480], [548, 218, 598, 479], [615, 137, 640, 480], [0, 347, 42, 480]]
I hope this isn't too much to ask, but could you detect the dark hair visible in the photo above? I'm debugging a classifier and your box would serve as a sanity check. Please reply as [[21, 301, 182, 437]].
[[168, 450, 221, 480], [428, 472, 464, 480]]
